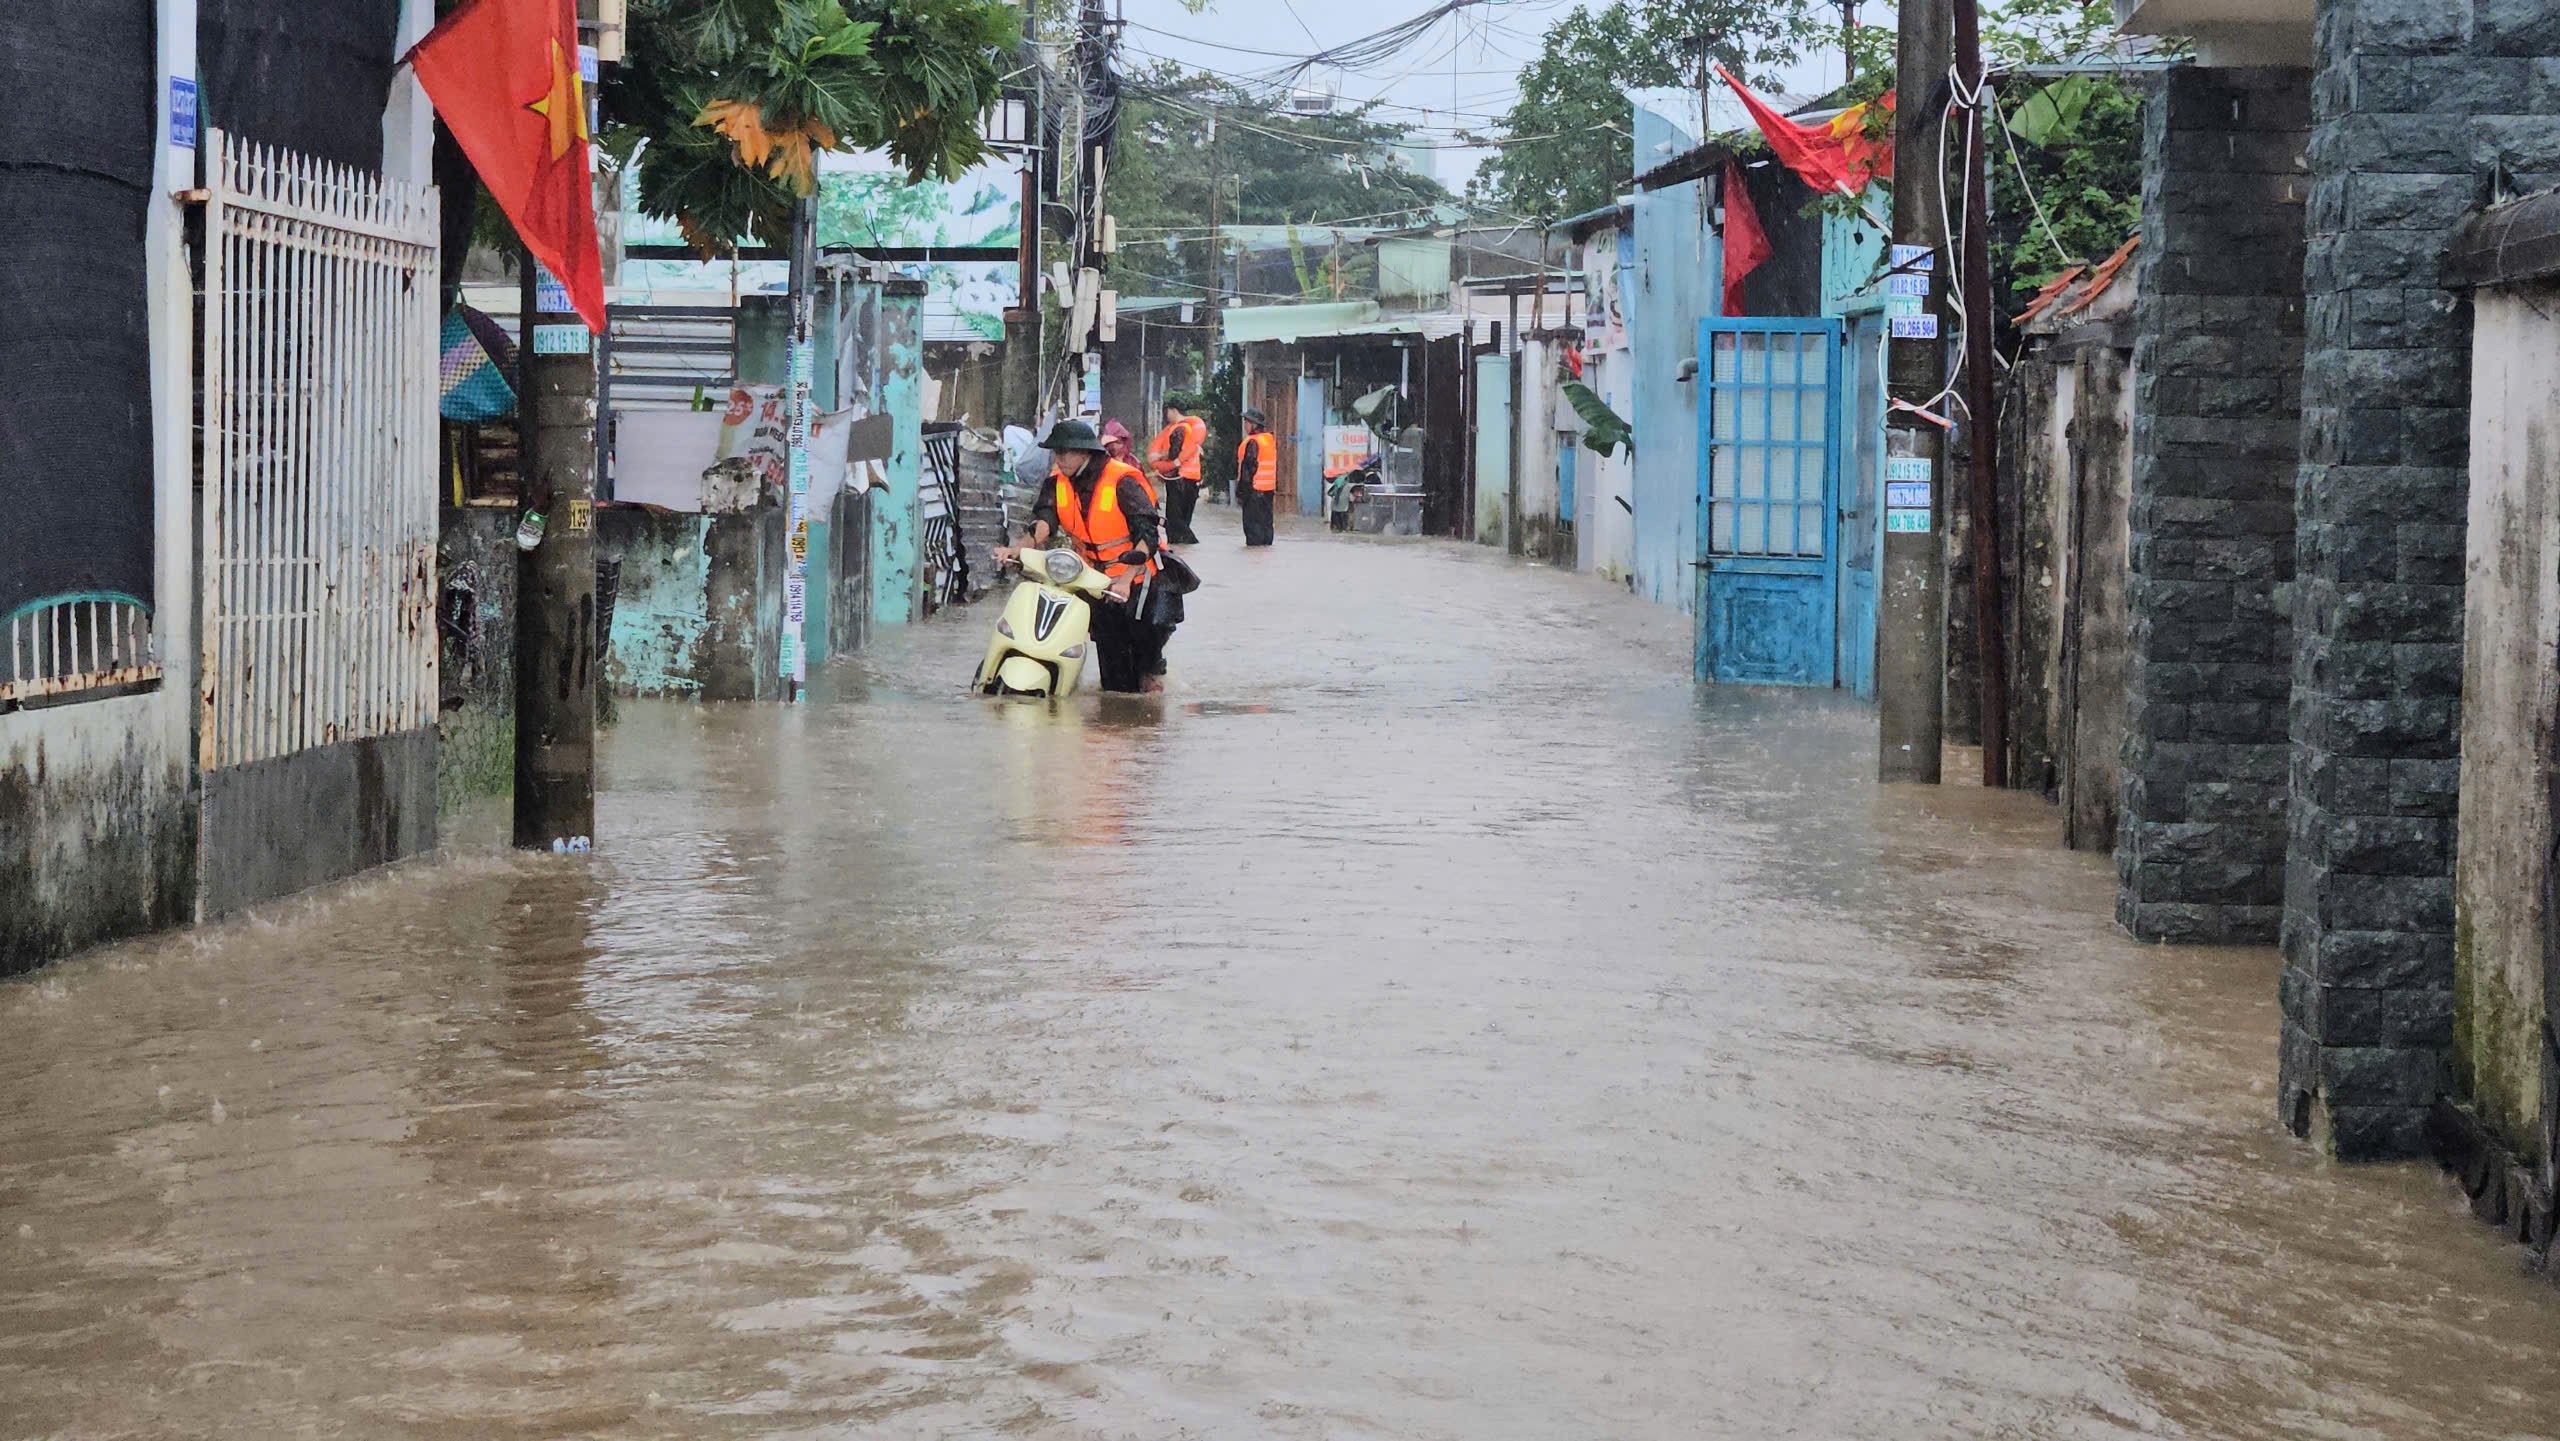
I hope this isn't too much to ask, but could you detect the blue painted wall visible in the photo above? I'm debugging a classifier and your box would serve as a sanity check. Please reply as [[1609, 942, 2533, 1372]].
[[1628, 94, 1718, 613]]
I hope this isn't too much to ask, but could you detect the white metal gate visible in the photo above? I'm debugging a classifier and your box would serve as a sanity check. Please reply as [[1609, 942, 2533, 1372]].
[[200, 129, 441, 769]]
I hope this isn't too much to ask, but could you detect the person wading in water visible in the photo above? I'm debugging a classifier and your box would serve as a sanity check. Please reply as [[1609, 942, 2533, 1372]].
[[1237, 408, 1278, 547], [998, 420, 1163, 692], [1148, 397, 1207, 547]]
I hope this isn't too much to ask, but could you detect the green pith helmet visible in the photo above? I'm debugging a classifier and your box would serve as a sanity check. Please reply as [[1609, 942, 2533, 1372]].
[[1040, 419, 1104, 452]]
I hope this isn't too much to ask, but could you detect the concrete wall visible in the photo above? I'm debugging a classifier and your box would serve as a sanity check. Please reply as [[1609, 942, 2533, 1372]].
[[2115, 65, 2310, 946], [597, 508, 787, 701], [1577, 347, 1638, 584], [198, 730, 437, 918], [827, 486, 873, 658], [2453, 283, 2560, 1163], [1, 0, 203, 976], [2280, 0, 2560, 1160], [2001, 335, 2136, 854], [2004, 350, 2074, 795], [1472, 353, 1514, 549], [1513, 338, 1563, 564], [2064, 346, 2136, 854], [435, 508, 515, 832]]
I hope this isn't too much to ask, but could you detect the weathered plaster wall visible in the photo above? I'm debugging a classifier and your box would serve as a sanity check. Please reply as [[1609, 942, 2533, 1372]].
[[1576, 346, 1638, 585], [0, 701, 196, 977], [2003, 350, 2071, 794], [2453, 283, 2560, 1161], [2115, 64, 2310, 945], [1513, 339, 1563, 564], [702, 509, 786, 702], [827, 486, 872, 658], [2280, 0, 2560, 1160], [597, 508, 786, 701], [1472, 352, 1514, 550], [435, 507, 515, 832], [599, 509, 713, 696], [871, 283, 924, 628], [2064, 346, 2136, 854]]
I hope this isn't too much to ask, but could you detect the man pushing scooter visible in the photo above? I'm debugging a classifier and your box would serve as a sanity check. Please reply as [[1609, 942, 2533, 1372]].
[[995, 420, 1166, 693]]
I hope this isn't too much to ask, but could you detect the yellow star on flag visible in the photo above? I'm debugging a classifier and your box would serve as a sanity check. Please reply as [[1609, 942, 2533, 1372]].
[[526, 38, 588, 160]]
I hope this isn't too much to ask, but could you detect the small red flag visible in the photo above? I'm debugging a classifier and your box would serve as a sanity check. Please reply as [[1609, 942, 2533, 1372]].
[[408, 0, 607, 331], [1715, 64, 1894, 197], [1720, 161, 1771, 318]]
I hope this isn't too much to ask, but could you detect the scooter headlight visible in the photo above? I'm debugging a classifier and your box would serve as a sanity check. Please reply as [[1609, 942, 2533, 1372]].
[[1042, 550, 1086, 585], [995, 617, 1014, 638]]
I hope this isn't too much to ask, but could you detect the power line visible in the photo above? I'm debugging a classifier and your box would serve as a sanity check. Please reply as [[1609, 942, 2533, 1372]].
[[1118, 44, 1526, 121]]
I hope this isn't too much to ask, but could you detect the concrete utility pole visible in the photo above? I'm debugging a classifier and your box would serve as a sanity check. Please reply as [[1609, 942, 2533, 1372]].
[[780, 194, 816, 700], [1952, 0, 2008, 788], [1876, 0, 1951, 784], [513, 252, 599, 850]]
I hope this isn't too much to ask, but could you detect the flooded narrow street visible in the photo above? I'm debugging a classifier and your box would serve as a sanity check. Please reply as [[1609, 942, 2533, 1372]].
[[8, 518, 2560, 1438]]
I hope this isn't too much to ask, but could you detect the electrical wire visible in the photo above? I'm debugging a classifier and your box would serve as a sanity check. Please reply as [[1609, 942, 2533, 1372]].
[[1992, 76, 2085, 268], [1142, 88, 1616, 151]]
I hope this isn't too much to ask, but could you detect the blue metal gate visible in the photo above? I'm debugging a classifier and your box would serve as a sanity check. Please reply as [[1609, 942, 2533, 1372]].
[[1694, 318, 1842, 686]]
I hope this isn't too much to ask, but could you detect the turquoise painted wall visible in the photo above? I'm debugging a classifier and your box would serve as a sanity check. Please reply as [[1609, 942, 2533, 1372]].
[[600, 513, 714, 696], [871, 285, 924, 626]]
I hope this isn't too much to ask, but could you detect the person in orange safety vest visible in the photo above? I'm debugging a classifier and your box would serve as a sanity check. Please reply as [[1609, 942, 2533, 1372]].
[[1237, 408, 1278, 548], [1148, 397, 1208, 547], [994, 419, 1165, 692]]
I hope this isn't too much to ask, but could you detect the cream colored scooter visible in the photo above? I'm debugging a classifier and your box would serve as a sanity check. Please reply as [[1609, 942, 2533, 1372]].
[[971, 547, 1115, 697]]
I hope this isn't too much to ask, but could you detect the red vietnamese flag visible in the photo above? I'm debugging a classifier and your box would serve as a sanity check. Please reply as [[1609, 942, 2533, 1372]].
[[1719, 161, 1771, 317], [1714, 64, 1894, 198], [408, 0, 606, 331]]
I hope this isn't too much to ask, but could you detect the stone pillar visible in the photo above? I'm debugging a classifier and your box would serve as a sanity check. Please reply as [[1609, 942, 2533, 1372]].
[[2279, 0, 2560, 1160], [2116, 66, 2312, 945]]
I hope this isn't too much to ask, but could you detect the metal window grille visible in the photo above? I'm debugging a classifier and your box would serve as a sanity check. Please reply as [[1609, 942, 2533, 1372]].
[[0, 599, 158, 707], [199, 130, 441, 769], [920, 426, 966, 613]]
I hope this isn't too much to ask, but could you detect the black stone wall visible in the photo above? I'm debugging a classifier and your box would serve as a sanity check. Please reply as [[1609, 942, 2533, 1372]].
[[2280, 0, 2560, 1161], [2116, 67, 2312, 945]]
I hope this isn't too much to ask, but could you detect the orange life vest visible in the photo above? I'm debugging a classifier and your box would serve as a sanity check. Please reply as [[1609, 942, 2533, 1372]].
[[1238, 431, 1278, 492], [1176, 416, 1206, 479], [1054, 459, 1157, 581], [1150, 416, 1207, 481]]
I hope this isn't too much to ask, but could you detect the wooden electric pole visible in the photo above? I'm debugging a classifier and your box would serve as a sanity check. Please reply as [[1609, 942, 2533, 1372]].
[[513, 251, 599, 850], [1952, 0, 2008, 787], [1876, 0, 1951, 784]]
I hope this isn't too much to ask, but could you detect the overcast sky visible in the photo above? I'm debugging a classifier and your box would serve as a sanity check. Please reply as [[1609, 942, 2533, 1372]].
[[1113, 0, 1862, 191]]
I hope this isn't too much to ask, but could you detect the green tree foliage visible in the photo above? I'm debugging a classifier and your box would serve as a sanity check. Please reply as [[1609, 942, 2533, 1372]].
[[1818, 2, 2148, 307], [601, 0, 1021, 253], [1467, 0, 1822, 225], [1103, 62, 1451, 303], [1991, 76, 2142, 305]]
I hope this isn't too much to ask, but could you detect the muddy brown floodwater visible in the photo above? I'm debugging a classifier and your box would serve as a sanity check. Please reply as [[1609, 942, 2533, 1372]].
[[8, 517, 2560, 1439]]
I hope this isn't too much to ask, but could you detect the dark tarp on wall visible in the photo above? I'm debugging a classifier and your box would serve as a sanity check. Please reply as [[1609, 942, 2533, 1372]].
[[198, 0, 403, 171], [0, 0, 157, 619], [1736, 160, 1827, 319]]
